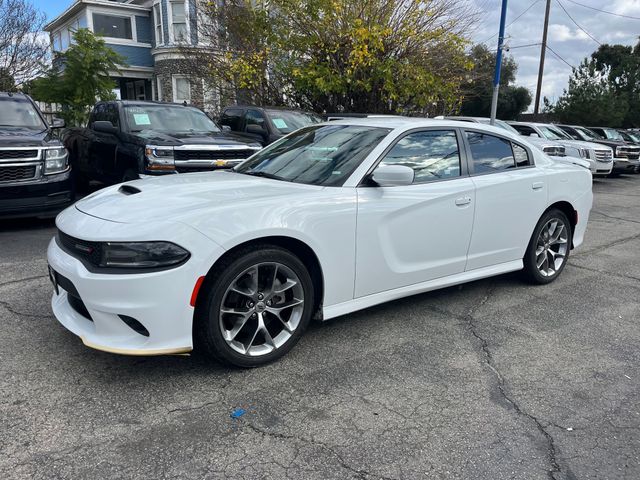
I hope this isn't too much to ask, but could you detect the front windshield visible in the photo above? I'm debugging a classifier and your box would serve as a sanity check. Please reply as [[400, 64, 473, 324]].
[[124, 105, 220, 134], [602, 128, 623, 141], [546, 125, 572, 140], [235, 124, 390, 186], [538, 126, 565, 140], [575, 127, 601, 140], [0, 97, 46, 130], [267, 110, 322, 134], [626, 131, 640, 142]]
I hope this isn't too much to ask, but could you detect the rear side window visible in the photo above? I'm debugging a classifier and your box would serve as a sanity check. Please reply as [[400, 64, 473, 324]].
[[379, 130, 461, 183], [220, 108, 243, 130], [465, 131, 531, 174]]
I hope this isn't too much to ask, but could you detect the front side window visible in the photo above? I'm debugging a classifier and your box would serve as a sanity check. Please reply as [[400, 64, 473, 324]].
[[170, 1, 187, 42], [245, 110, 266, 128], [575, 127, 601, 141], [602, 128, 623, 141], [466, 131, 531, 173], [235, 125, 391, 186], [220, 108, 243, 130], [558, 126, 581, 140], [93, 14, 133, 39], [173, 76, 190, 103], [379, 130, 461, 183]]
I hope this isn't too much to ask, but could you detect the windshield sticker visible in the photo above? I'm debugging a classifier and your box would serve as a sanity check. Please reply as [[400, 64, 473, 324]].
[[272, 118, 288, 129], [133, 113, 151, 125]]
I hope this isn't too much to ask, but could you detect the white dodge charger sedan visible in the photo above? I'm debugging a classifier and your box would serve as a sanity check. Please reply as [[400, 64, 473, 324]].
[[47, 118, 593, 367]]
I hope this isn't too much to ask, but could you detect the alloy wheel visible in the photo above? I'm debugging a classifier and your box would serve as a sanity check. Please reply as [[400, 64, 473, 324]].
[[219, 262, 305, 356], [535, 218, 569, 277]]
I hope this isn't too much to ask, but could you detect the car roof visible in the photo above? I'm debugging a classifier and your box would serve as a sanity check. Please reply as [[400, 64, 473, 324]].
[[323, 117, 517, 135], [224, 105, 318, 114]]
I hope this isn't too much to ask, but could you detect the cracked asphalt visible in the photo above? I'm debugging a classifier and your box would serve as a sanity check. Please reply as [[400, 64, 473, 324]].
[[1, 175, 639, 480]]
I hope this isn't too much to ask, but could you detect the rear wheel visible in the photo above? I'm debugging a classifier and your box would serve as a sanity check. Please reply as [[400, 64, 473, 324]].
[[194, 246, 314, 367], [522, 209, 572, 284]]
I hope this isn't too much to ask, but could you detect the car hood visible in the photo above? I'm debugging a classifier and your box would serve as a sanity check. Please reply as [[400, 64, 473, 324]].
[[133, 130, 260, 147], [0, 128, 59, 147], [74, 171, 321, 224]]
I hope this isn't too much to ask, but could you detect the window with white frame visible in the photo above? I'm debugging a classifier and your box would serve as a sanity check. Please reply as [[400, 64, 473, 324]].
[[52, 32, 62, 51], [173, 76, 190, 103], [170, 0, 187, 42], [153, 3, 163, 45], [92, 13, 133, 40]]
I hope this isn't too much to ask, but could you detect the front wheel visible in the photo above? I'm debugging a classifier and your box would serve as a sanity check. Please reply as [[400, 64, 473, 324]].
[[522, 209, 572, 284], [194, 246, 314, 367]]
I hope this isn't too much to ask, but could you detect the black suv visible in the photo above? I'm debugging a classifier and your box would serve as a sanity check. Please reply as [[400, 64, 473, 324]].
[[0, 92, 72, 219], [219, 106, 322, 146]]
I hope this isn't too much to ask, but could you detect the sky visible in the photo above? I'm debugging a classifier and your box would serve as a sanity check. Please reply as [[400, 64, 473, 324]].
[[34, 0, 640, 111]]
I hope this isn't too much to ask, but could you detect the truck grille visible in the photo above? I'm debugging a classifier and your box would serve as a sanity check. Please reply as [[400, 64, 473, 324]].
[[0, 165, 37, 183], [618, 146, 640, 160], [594, 149, 613, 162], [0, 149, 38, 160], [174, 149, 256, 161]]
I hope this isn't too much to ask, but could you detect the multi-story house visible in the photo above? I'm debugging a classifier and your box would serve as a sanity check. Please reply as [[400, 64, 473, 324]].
[[44, 0, 217, 111]]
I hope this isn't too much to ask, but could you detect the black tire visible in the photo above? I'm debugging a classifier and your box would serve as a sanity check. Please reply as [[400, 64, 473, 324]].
[[194, 245, 315, 367], [522, 208, 572, 284], [122, 168, 139, 182]]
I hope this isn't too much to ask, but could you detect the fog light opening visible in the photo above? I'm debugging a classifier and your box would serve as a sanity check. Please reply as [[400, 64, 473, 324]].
[[118, 315, 150, 337]]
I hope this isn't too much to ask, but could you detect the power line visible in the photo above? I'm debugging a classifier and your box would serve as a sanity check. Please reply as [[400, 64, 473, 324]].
[[564, 0, 640, 20], [546, 44, 576, 69], [555, 0, 601, 45], [508, 42, 543, 49], [479, 0, 543, 44]]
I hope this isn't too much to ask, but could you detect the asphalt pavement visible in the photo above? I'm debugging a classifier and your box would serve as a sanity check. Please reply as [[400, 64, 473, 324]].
[[1, 175, 639, 479]]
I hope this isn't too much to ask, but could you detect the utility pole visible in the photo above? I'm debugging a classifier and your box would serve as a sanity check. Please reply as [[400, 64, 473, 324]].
[[490, 0, 509, 125], [534, 0, 552, 116]]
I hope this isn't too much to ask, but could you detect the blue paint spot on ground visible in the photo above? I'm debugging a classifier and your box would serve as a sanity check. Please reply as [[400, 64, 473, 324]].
[[230, 408, 246, 419]]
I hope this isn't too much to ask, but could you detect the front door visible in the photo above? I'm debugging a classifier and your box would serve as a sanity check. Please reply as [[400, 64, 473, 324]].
[[355, 129, 475, 298]]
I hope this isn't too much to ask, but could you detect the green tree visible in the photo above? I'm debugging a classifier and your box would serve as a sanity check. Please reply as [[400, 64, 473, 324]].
[[548, 59, 628, 127], [459, 44, 531, 119], [187, 0, 477, 115], [31, 29, 125, 126]]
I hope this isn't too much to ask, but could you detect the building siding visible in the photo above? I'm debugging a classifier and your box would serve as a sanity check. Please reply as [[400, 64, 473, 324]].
[[135, 15, 152, 44], [106, 44, 154, 68]]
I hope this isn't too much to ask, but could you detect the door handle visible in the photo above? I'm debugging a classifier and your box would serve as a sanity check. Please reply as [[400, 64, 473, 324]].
[[532, 182, 544, 190], [455, 196, 472, 206]]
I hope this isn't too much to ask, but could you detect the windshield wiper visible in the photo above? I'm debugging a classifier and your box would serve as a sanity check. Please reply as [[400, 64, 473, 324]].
[[241, 170, 288, 181]]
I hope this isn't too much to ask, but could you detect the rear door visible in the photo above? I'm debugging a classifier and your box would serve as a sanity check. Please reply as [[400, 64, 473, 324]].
[[355, 128, 476, 297], [463, 129, 548, 270]]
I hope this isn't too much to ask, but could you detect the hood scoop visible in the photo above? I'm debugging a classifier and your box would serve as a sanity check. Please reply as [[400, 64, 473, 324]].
[[118, 184, 141, 196]]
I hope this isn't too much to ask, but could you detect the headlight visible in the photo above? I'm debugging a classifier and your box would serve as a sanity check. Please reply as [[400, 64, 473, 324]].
[[145, 146, 175, 171], [43, 147, 69, 175], [615, 146, 625, 157], [100, 241, 189, 268]]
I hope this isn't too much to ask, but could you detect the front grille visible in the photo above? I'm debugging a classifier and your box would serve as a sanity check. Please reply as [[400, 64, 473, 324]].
[[618, 147, 640, 160], [543, 146, 566, 157], [57, 230, 102, 267], [595, 149, 613, 162], [174, 149, 256, 161], [0, 149, 38, 160], [0, 165, 37, 182]]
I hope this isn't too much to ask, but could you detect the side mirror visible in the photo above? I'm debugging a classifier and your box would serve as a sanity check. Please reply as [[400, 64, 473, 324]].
[[51, 117, 65, 129], [93, 121, 118, 134], [221, 125, 232, 132], [246, 124, 267, 137], [371, 165, 415, 187], [529, 132, 540, 138]]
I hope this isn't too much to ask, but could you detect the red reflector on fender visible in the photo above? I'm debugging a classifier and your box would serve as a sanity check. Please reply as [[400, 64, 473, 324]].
[[190, 276, 206, 307]]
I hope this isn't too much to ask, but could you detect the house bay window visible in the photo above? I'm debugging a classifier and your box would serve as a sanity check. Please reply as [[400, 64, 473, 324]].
[[93, 13, 133, 40], [170, 1, 188, 42]]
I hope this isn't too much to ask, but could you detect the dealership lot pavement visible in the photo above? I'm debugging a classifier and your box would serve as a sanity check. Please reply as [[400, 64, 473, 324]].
[[1, 176, 639, 480]]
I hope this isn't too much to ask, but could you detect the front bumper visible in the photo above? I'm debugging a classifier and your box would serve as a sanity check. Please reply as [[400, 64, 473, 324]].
[[0, 170, 72, 219], [612, 158, 640, 173], [47, 209, 225, 355]]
